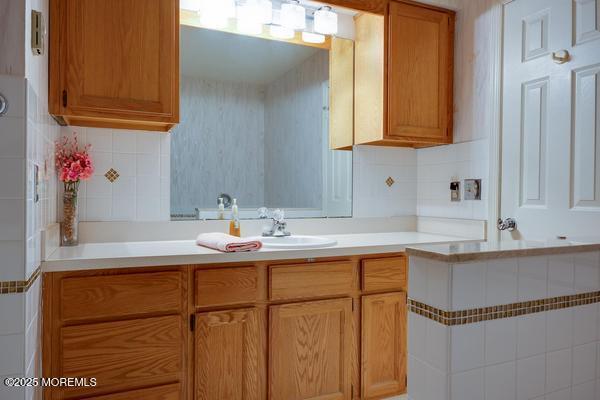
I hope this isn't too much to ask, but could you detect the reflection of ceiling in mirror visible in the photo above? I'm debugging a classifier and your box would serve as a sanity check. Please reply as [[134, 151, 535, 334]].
[[181, 26, 324, 85]]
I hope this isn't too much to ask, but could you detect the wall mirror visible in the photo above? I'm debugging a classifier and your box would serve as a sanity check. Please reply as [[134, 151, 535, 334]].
[[171, 11, 353, 220]]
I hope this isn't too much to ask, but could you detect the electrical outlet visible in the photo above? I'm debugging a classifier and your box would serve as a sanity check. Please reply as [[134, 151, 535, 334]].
[[464, 179, 482, 200]]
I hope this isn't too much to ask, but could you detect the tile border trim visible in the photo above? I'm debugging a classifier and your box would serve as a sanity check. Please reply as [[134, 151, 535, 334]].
[[408, 291, 600, 326], [0, 267, 41, 294]]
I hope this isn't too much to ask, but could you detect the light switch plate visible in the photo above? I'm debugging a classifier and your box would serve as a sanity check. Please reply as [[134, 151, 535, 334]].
[[464, 179, 482, 200], [31, 10, 44, 56]]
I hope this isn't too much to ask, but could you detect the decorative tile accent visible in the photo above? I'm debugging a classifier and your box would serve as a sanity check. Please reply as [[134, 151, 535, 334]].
[[104, 168, 120, 183], [409, 291, 600, 326], [386, 176, 395, 187], [0, 267, 41, 294]]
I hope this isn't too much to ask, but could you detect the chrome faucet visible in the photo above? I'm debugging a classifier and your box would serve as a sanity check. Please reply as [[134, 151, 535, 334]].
[[259, 208, 291, 237]]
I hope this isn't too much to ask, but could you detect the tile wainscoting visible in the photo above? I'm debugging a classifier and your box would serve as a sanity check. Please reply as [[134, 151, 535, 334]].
[[408, 251, 600, 400]]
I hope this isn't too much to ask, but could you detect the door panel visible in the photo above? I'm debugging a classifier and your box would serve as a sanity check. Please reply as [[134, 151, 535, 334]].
[[195, 308, 262, 400], [501, 0, 600, 239], [361, 293, 406, 399], [269, 299, 352, 400]]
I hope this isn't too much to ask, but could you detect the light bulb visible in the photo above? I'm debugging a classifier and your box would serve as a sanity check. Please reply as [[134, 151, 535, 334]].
[[198, 0, 235, 29], [270, 25, 295, 39], [237, 18, 263, 35], [314, 6, 338, 35], [302, 31, 325, 44], [281, 1, 306, 30], [237, 0, 273, 25]]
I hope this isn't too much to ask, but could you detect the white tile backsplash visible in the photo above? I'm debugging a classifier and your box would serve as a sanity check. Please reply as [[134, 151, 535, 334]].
[[416, 138, 489, 220], [60, 126, 171, 222], [485, 361, 516, 400], [352, 145, 417, 218]]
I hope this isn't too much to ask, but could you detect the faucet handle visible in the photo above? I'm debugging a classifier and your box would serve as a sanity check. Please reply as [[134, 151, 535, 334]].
[[257, 207, 270, 219], [272, 209, 285, 222]]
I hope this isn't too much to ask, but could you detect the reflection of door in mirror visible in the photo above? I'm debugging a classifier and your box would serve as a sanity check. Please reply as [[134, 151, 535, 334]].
[[170, 25, 353, 220]]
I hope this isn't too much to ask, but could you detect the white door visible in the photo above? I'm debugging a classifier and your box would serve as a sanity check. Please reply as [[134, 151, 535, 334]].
[[322, 81, 353, 217], [501, 0, 600, 240]]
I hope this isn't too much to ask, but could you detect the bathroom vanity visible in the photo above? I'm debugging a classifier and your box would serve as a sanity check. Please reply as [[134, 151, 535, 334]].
[[44, 254, 406, 400]]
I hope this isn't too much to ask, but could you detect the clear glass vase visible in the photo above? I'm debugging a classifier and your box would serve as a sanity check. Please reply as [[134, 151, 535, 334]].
[[61, 182, 80, 246]]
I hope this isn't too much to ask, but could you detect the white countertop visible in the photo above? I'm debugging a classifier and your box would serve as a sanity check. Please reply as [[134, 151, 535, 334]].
[[43, 232, 475, 272]]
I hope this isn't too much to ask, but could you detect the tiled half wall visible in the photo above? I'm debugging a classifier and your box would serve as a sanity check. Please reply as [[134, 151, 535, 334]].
[[408, 251, 600, 400]]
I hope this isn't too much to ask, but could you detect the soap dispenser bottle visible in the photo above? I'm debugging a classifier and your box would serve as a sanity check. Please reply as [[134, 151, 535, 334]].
[[217, 197, 225, 220], [229, 198, 241, 237]]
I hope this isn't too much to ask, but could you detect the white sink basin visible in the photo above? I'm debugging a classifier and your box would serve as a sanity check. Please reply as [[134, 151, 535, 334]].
[[255, 235, 338, 249]]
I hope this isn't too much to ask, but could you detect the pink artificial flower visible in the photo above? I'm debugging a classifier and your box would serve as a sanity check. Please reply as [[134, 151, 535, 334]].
[[55, 133, 95, 183]]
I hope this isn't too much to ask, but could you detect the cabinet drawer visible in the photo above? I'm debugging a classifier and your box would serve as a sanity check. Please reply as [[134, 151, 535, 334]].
[[362, 257, 407, 292], [269, 261, 355, 300], [82, 383, 181, 400], [195, 266, 259, 307], [60, 271, 182, 322], [60, 316, 182, 397]]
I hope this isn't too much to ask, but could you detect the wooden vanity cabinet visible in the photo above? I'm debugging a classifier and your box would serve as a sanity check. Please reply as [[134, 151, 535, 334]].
[[353, 1, 455, 148], [44, 254, 408, 400], [49, 0, 179, 132]]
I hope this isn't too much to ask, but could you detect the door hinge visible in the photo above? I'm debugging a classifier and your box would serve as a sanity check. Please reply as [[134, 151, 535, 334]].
[[62, 90, 67, 107], [190, 314, 196, 331]]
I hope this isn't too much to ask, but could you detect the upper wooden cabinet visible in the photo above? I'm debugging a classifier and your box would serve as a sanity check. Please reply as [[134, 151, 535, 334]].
[[49, 0, 179, 132], [352, 1, 455, 148]]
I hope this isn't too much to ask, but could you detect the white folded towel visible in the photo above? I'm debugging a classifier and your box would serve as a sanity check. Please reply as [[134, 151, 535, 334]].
[[196, 232, 262, 252]]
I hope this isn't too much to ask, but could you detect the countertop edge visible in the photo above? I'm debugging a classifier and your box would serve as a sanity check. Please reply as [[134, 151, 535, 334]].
[[405, 243, 600, 263]]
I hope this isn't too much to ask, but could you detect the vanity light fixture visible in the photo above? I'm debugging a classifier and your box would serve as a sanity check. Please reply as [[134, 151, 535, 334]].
[[301, 31, 325, 43], [281, 0, 306, 30], [270, 25, 295, 39], [313, 6, 337, 35]]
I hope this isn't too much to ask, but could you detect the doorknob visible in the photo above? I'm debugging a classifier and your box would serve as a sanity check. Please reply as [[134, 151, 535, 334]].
[[551, 50, 570, 64], [497, 218, 517, 232]]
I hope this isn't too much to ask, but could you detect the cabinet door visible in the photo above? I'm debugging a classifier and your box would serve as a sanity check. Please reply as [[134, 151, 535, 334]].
[[270, 298, 352, 400], [59, 0, 178, 128], [387, 1, 454, 144], [195, 308, 262, 400], [361, 292, 406, 399]]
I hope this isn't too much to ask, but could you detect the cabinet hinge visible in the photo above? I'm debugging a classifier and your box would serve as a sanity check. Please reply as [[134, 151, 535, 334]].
[[62, 90, 67, 107], [190, 314, 196, 331]]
